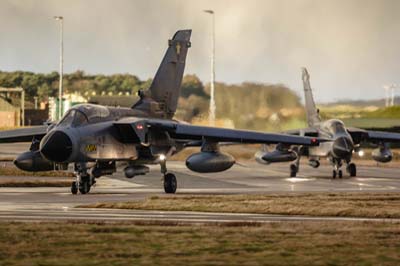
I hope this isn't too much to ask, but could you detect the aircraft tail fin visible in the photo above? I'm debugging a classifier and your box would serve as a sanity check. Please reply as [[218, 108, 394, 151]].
[[302, 67, 321, 127], [133, 30, 192, 118]]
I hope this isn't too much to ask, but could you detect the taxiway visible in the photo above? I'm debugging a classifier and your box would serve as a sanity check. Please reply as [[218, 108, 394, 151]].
[[0, 158, 399, 223]]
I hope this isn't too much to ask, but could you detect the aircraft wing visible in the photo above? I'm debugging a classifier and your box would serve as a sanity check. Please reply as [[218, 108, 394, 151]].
[[114, 119, 320, 146], [347, 127, 400, 144], [284, 127, 319, 137], [0, 125, 48, 143]]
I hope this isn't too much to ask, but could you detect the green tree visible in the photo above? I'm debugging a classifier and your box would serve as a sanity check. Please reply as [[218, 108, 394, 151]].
[[181, 74, 207, 98]]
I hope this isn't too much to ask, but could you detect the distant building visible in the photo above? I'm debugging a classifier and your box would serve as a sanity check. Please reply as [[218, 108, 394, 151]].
[[88, 95, 139, 108], [48, 93, 88, 121], [0, 97, 20, 127]]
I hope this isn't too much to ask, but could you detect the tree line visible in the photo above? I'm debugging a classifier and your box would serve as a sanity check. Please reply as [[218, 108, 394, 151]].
[[0, 70, 152, 101], [0, 70, 304, 130]]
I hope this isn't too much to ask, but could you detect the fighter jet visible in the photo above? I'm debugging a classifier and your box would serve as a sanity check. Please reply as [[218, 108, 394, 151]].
[[256, 67, 400, 178], [0, 30, 319, 194]]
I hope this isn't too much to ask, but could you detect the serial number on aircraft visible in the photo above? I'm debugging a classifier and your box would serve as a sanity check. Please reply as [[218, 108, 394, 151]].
[[85, 144, 97, 153]]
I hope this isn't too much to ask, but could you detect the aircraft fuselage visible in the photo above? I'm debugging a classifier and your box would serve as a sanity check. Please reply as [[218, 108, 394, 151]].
[[38, 104, 176, 166], [308, 119, 354, 162]]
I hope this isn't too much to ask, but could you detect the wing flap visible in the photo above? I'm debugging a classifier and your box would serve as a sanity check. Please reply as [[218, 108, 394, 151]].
[[284, 127, 319, 137]]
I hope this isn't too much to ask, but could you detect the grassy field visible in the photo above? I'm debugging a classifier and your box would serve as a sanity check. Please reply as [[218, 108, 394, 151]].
[[0, 221, 399, 266], [342, 118, 400, 128], [0, 180, 70, 187], [82, 193, 400, 219], [0, 165, 73, 187], [0, 164, 74, 178]]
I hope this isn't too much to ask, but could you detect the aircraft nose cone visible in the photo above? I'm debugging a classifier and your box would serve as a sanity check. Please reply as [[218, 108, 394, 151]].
[[40, 130, 73, 163], [332, 136, 353, 159]]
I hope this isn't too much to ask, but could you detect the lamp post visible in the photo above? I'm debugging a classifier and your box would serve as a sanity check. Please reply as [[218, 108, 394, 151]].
[[203, 10, 216, 126], [54, 16, 64, 120]]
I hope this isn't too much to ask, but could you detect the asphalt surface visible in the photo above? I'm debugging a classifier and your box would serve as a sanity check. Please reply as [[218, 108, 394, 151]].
[[1, 149, 400, 223]]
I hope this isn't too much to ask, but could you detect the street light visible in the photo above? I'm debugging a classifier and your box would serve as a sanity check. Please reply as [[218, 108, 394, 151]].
[[203, 10, 216, 126], [54, 16, 64, 120]]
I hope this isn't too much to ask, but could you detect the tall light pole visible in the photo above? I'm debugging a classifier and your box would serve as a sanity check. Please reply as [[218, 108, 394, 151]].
[[54, 16, 64, 120], [204, 10, 216, 126]]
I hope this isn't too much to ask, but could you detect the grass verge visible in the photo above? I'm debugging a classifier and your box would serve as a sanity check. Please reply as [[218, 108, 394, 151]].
[[0, 165, 72, 187], [0, 181, 70, 187], [81, 193, 400, 218], [0, 221, 399, 266], [0, 166, 74, 177]]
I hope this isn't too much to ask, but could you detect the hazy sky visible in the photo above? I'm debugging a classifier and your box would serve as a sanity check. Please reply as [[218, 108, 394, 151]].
[[1, 0, 400, 102]]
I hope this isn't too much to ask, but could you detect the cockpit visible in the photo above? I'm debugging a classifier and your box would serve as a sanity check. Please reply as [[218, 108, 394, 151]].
[[58, 104, 111, 127], [326, 119, 346, 135]]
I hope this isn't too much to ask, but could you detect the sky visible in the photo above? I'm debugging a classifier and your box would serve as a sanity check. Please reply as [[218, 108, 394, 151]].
[[0, 0, 400, 103]]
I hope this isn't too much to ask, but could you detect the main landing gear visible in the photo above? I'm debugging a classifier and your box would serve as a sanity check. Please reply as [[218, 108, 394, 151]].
[[160, 158, 177, 194], [289, 152, 301, 177], [346, 162, 357, 177], [290, 164, 298, 177], [71, 164, 96, 195]]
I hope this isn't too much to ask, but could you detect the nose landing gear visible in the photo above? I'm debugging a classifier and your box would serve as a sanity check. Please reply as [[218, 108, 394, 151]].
[[331, 159, 343, 179], [331, 159, 357, 179], [71, 181, 78, 194], [332, 168, 343, 179], [71, 163, 96, 195]]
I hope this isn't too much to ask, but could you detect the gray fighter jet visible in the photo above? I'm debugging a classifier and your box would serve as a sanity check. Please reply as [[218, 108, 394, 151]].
[[0, 30, 319, 194], [256, 67, 400, 178]]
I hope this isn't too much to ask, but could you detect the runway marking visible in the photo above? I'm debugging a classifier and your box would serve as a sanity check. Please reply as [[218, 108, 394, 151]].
[[95, 177, 146, 188], [284, 177, 316, 183], [354, 177, 396, 181], [0, 208, 399, 223]]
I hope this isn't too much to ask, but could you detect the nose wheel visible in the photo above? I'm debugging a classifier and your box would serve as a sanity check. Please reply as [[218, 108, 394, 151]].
[[78, 175, 92, 194], [332, 169, 343, 179], [71, 163, 95, 195], [71, 181, 78, 194], [330, 158, 344, 179], [71, 175, 93, 195]]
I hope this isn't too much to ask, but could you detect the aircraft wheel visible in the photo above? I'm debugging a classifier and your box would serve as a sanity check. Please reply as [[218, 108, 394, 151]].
[[290, 164, 298, 177], [348, 163, 357, 177], [79, 181, 91, 194], [71, 181, 78, 195], [163, 173, 177, 194], [332, 170, 337, 179], [338, 170, 343, 178]]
